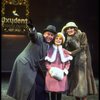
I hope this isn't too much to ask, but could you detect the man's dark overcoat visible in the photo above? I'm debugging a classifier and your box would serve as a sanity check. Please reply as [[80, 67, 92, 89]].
[[7, 32, 48, 100]]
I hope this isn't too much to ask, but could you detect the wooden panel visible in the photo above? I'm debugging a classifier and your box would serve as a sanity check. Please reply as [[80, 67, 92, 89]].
[[1, 34, 29, 72]]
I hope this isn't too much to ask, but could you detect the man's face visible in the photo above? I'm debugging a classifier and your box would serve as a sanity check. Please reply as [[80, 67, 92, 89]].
[[43, 31, 55, 43]]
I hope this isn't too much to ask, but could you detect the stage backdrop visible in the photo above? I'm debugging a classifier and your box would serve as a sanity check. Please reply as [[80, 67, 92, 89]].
[[1, 0, 99, 78]]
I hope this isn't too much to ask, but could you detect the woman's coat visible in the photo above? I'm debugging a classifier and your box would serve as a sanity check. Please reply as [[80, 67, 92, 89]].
[[64, 31, 98, 97]]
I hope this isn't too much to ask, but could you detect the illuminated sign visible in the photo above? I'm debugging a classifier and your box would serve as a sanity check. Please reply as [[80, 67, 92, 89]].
[[1, 0, 29, 34]]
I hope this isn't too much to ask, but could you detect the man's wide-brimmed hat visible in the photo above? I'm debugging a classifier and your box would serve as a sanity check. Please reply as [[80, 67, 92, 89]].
[[43, 25, 57, 34]]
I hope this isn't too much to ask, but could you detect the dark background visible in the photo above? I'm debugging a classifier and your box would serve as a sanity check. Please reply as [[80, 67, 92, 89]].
[[1, 0, 99, 78]]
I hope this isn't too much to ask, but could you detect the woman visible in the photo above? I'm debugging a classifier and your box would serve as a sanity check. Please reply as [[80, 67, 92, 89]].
[[61, 22, 98, 100], [44, 32, 73, 100]]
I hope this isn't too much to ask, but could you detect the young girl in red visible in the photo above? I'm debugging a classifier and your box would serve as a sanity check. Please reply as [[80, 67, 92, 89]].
[[44, 32, 73, 100]]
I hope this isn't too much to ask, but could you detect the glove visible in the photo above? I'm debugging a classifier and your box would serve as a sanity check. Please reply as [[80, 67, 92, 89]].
[[45, 56, 50, 61], [67, 56, 73, 61], [63, 69, 69, 75], [29, 27, 37, 34]]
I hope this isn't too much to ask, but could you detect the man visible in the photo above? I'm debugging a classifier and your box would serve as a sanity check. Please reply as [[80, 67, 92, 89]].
[[7, 24, 57, 100]]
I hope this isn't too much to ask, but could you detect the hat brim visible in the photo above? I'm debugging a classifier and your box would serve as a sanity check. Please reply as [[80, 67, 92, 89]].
[[62, 26, 78, 32]]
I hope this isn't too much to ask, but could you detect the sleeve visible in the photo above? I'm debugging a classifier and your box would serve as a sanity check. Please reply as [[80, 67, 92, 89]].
[[71, 48, 82, 56], [80, 32, 88, 49]]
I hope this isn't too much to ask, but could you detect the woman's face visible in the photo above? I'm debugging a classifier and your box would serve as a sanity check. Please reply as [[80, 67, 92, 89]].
[[65, 27, 76, 36], [54, 36, 63, 46]]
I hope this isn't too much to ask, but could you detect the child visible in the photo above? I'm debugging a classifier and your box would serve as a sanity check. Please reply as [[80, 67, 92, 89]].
[[44, 32, 73, 100]]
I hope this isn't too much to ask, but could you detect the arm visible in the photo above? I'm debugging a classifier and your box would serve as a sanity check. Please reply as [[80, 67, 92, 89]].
[[80, 32, 88, 49], [71, 48, 82, 56], [27, 19, 39, 43]]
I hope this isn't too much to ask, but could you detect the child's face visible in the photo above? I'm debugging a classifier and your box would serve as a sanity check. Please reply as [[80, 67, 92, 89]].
[[54, 36, 63, 46]]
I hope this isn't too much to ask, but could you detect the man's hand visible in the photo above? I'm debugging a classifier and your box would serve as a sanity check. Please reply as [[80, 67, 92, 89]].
[[29, 27, 37, 35], [27, 19, 34, 29]]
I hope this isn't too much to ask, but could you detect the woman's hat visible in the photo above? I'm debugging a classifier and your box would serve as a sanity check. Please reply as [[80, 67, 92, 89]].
[[56, 32, 65, 43], [61, 22, 78, 32], [43, 25, 57, 34]]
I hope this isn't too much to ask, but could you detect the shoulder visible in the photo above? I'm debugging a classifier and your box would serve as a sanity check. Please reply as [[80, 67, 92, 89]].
[[37, 32, 43, 40], [37, 32, 43, 38], [80, 32, 87, 40], [78, 30, 86, 36], [37, 32, 42, 36], [77, 31, 87, 40]]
